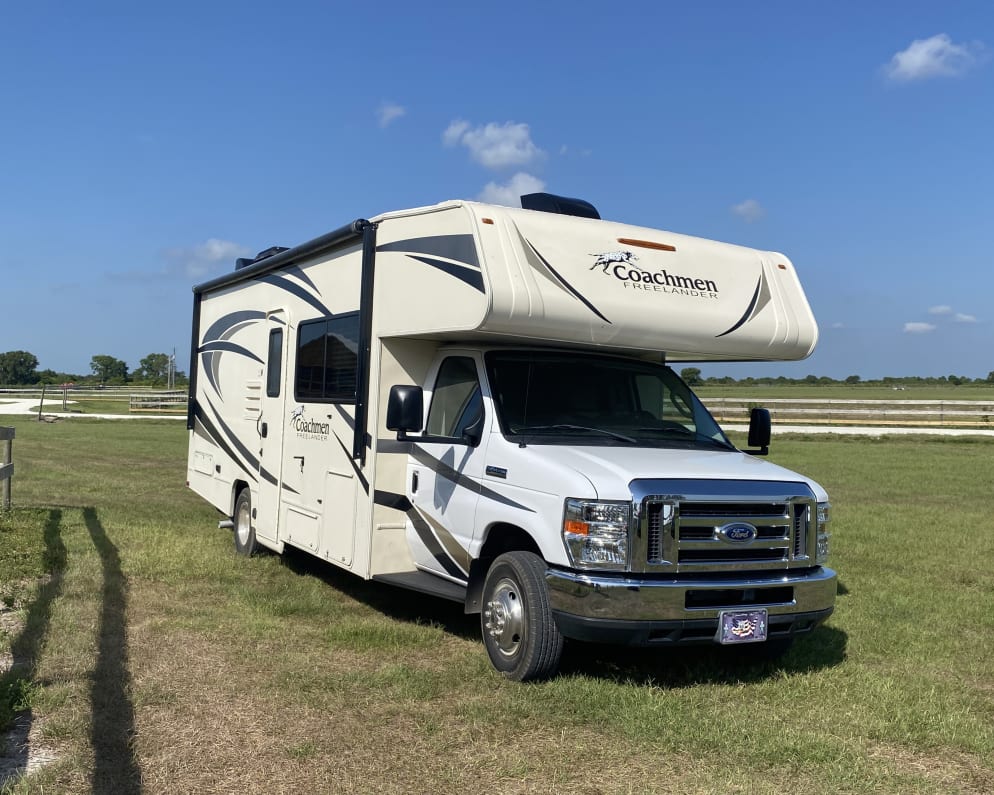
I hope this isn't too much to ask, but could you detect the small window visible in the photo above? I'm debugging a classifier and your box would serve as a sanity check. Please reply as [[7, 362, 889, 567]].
[[266, 329, 283, 397], [294, 314, 361, 402], [426, 357, 482, 439]]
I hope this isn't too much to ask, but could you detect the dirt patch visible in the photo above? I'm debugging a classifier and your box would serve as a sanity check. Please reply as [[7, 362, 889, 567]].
[[869, 741, 994, 794]]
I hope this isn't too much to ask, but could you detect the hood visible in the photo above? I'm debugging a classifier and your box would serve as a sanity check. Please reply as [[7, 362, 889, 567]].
[[517, 443, 828, 502]]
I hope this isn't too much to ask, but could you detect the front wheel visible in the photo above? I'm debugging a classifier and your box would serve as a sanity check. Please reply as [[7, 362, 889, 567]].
[[481, 551, 564, 682], [233, 488, 258, 556]]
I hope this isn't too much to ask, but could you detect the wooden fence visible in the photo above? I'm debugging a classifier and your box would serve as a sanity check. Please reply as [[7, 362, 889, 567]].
[[703, 398, 994, 428], [128, 391, 187, 414], [1, 426, 13, 509]]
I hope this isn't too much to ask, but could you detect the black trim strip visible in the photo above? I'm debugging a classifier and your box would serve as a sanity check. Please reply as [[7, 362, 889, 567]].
[[524, 239, 612, 324], [409, 446, 535, 513], [193, 220, 367, 295], [717, 275, 762, 338], [406, 255, 484, 292], [353, 223, 378, 464], [256, 273, 332, 318], [202, 399, 282, 487], [333, 434, 370, 494], [198, 340, 264, 363], [193, 403, 257, 484], [377, 234, 479, 268], [187, 291, 202, 430], [373, 490, 467, 580]]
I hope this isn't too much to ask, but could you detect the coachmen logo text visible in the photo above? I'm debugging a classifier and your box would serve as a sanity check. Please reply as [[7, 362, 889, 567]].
[[590, 251, 719, 300], [289, 406, 330, 440]]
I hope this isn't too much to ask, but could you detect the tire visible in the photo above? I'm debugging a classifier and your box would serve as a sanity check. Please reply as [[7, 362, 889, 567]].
[[481, 551, 564, 682], [233, 488, 258, 556]]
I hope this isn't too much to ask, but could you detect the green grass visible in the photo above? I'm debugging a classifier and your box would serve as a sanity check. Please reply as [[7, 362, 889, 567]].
[[696, 383, 994, 401], [0, 419, 992, 792]]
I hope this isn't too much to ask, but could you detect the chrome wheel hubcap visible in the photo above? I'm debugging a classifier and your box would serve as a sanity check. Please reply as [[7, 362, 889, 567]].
[[483, 577, 525, 658]]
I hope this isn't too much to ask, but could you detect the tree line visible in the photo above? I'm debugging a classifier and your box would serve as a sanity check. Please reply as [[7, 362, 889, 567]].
[[679, 368, 992, 387], [0, 350, 187, 387]]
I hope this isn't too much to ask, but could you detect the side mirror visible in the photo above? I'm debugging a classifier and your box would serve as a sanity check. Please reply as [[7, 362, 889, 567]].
[[461, 410, 485, 447], [386, 385, 423, 440], [745, 407, 771, 456]]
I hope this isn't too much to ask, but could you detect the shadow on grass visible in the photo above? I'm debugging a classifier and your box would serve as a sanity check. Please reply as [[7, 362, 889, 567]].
[[276, 547, 847, 683], [558, 625, 848, 686], [83, 507, 142, 794], [1, 509, 65, 786], [279, 546, 477, 640]]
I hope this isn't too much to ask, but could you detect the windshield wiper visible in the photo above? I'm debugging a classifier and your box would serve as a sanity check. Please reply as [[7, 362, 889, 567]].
[[513, 424, 638, 444], [634, 427, 735, 450]]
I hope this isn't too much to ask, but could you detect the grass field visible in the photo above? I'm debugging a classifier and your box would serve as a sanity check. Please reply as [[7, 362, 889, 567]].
[[695, 383, 994, 401], [1, 419, 993, 793]]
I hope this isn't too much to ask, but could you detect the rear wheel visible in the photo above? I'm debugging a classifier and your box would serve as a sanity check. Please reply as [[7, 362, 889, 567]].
[[233, 489, 258, 556], [481, 551, 564, 681]]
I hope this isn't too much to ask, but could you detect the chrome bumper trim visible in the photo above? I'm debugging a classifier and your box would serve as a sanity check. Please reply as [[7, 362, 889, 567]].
[[546, 566, 837, 622]]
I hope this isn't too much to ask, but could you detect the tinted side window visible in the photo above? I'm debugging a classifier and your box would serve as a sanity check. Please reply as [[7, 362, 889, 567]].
[[294, 314, 360, 402], [426, 357, 482, 438], [266, 328, 283, 397]]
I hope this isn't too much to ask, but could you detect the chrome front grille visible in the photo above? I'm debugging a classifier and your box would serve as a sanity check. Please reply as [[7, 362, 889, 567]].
[[636, 480, 816, 573]]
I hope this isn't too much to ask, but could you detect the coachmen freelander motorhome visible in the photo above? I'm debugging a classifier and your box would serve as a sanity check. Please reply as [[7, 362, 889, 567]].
[[187, 193, 836, 681]]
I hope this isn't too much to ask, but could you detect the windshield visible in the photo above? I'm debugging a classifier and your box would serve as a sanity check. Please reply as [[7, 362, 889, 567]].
[[484, 351, 732, 449]]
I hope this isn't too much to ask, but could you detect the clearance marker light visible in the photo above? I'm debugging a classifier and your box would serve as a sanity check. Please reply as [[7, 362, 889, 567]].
[[482, 218, 494, 225], [617, 237, 676, 252]]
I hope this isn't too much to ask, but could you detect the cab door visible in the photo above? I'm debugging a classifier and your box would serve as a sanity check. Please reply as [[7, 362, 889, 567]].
[[408, 354, 488, 582], [255, 310, 287, 544]]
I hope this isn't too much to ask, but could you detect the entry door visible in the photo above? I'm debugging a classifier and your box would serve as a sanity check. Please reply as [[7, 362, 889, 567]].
[[408, 355, 488, 582], [255, 310, 287, 543]]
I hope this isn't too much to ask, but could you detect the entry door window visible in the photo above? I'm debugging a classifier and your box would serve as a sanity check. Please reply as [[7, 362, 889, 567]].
[[426, 357, 482, 439]]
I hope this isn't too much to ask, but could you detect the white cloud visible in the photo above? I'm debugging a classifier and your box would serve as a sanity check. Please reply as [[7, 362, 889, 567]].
[[955, 313, 978, 323], [928, 305, 953, 315], [731, 198, 766, 223], [443, 120, 544, 169], [477, 173, 546, 207], [904, 322, 937, 334], [377, 102, 406, 128], [884, 34, 984, 82], [165, 238, 250, 279]]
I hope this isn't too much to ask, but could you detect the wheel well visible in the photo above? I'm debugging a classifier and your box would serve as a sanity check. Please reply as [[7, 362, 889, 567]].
[[464, 523, 543, 614], [230, 480, 250, 517]]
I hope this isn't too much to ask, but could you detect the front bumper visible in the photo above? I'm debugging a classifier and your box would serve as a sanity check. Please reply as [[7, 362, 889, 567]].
[[546, 565, 837, 646]]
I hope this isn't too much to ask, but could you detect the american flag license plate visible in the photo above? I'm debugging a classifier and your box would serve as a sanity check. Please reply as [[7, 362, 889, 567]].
[[718, 609, 768, 644]]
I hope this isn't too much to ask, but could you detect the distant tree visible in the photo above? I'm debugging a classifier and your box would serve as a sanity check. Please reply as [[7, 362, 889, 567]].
[[845, 375, 861, 384], [136, 353, 171, 385], [90, 355, 129, 384], [0, 350, 40, 385], [37, 368, 83, 385], [680, 367, 702, 386]]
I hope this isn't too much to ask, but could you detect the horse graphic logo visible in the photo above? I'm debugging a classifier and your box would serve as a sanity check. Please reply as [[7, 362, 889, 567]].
[[590, 251, 638, 273], [289, 406, 304, 423]]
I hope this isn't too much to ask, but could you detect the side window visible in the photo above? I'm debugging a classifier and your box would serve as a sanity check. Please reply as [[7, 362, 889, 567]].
[[266, 329, 283, 397], [426, 357, 482, 439], [294, 313, 361, 402]]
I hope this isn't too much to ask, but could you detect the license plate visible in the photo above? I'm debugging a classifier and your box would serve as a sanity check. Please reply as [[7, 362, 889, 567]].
[[718, 609, 768, 644]]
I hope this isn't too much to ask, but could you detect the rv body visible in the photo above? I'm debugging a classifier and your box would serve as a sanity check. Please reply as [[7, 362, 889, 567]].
[[187, 196, 836, 680]]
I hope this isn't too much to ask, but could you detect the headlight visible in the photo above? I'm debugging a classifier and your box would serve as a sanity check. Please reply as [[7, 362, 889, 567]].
[[562, 498, 631, 569], [816, 501, 831, 564]]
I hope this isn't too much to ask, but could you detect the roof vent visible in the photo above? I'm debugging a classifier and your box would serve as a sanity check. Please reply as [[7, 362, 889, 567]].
[[520, 193, 600, 220], [235, 245, 290, 270]]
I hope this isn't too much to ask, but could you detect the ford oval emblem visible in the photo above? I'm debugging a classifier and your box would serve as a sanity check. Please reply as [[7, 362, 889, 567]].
[[720, 522, 758, 543]]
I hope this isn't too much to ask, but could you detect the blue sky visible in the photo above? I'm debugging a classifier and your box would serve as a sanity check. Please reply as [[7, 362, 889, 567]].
[[1, 1, 992, 380]]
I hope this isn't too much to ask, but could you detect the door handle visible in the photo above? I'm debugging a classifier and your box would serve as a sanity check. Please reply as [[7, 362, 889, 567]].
[[293, 455, 305, 472], [260, 421, 268, 438], [412, 470, 419, 494]]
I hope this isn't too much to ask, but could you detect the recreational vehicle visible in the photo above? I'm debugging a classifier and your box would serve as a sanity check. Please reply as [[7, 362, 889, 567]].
[[186, 194, 836, 681]]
